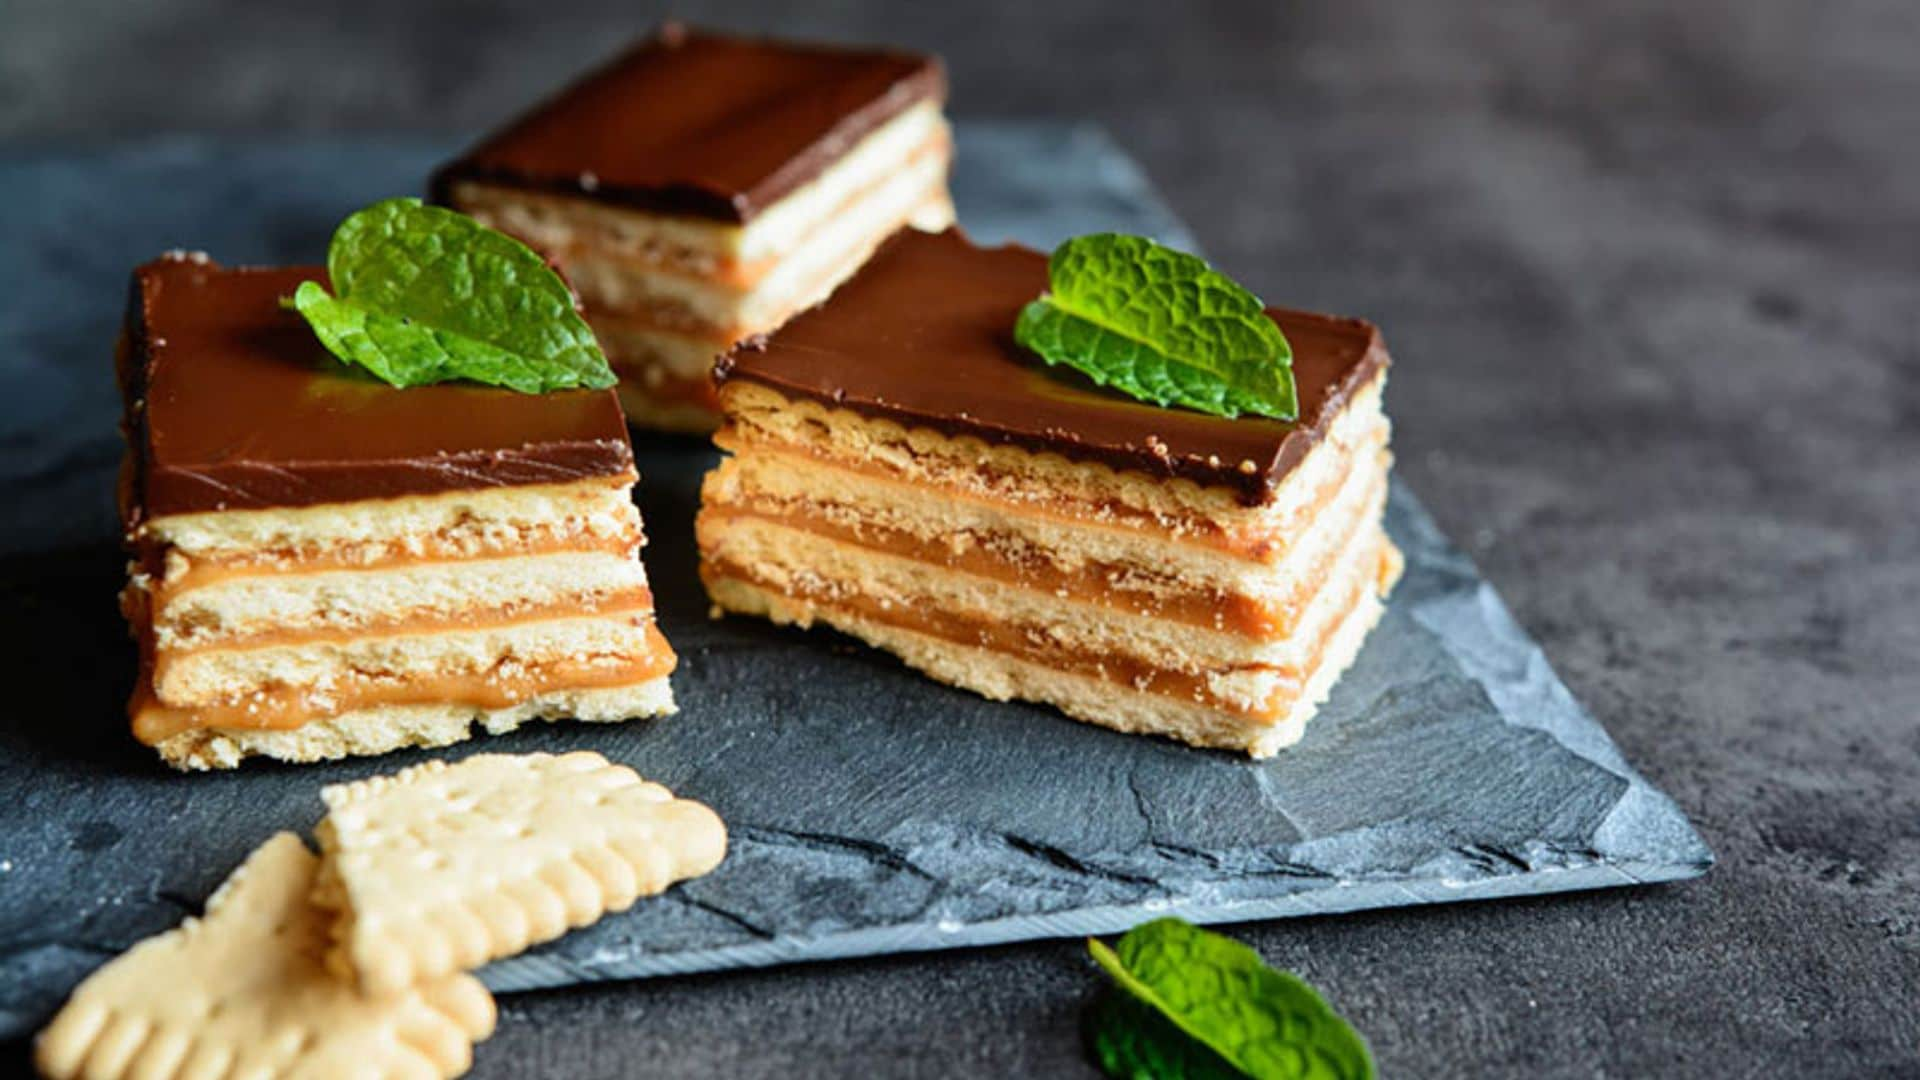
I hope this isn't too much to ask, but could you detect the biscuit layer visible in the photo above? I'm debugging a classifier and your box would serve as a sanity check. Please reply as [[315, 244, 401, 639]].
[[150, 676, 676, 771], [138, 474, 642, 563]]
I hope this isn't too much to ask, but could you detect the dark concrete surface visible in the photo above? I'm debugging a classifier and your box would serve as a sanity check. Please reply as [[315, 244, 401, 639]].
[[3, 1, 1916, 1076]]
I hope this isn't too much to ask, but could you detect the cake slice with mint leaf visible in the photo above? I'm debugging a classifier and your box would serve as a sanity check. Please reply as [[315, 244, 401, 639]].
[[696, 228, 1398, 755], [117, 199, 678, 769], [432, 22, 954, 432]]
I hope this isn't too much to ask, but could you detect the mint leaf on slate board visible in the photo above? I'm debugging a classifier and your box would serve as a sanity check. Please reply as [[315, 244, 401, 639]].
[[1086, 917, 1374, 1080], [1013, 233, 1298, 420], [290, 197, 616, 393]]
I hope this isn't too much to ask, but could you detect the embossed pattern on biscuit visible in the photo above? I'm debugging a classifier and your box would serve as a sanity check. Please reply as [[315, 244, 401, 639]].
[[35, 832, 496, 1080], [314, 750, 728, 996]]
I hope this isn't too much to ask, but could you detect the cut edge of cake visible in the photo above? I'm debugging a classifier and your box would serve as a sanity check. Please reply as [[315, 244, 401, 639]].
[[695, 228, 1400, 755]]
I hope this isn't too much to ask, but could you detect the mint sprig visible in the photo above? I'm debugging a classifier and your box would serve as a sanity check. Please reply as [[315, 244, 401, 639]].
[[290, 198, 616, 393], [1014, 234, 1297, 421], [1086, 918, 1374, 1080]]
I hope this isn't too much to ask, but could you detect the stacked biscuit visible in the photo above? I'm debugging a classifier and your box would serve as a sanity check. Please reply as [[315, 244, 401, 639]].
[[436, 24, 955, 430], [37, 751, 728, 1080], [698, 229, 1400, 757], [120, 256, 678, 770]]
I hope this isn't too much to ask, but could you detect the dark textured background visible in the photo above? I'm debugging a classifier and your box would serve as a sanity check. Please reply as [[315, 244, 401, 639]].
[[4, 1, 1917, 1076]]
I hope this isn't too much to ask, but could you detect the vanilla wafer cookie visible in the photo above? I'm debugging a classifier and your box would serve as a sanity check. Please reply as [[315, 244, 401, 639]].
[[315, 750, 728, 996], [35, 832, 496, 1080]]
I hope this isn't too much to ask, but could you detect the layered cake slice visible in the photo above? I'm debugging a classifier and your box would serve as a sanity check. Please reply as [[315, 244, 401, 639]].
[[433, 23, 955, 432], [697, 229, 1400, 756], [119, 253, 677, 770]]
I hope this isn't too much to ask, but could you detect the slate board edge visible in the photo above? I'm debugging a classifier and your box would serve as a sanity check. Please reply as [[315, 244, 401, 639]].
[[1384, 488, 1713, 861], [481, 854, 1703, 993]]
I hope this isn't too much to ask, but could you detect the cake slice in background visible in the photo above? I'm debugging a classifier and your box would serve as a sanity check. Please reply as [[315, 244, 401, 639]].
[[433, 22, 954, 432], [697, 228, 1399, 757], [118, 253, 677, 770]]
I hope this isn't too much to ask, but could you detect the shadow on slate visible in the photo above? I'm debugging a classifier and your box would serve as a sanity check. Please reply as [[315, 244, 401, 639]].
[[0, 125, 1711, 1039]]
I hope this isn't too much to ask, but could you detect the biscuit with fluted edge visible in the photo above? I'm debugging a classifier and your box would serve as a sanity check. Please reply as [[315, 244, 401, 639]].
[[314, 750, 728, 995], [34, 832, 496, 1080]]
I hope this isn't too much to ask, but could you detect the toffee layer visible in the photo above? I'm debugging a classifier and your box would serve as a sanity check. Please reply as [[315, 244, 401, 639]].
[[698, 467, 1385, 638], [133, 622, 676, 742], [700, 502, 1392, 680], [149, 576, 657, 653], [715, 575, 1395, 759], [714, 375, 1391, 559], [150, 677, 677, 771], [703, 534, 1398, 723]]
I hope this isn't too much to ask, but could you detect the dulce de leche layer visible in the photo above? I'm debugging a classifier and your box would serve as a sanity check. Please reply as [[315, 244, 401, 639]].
[[120, 254, 634, 522], [714, 228, 1389, 506], [429, 22, 945, 223]]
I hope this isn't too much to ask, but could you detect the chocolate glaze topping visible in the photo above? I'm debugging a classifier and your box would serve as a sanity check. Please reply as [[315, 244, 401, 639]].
[[429, 22, 945, 223], [119, 254, 634, 523], [715, 229, 1390, 506]]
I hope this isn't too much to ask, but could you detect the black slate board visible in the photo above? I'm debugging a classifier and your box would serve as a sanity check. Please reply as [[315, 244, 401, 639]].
[[0, 126, 1710, 1039]]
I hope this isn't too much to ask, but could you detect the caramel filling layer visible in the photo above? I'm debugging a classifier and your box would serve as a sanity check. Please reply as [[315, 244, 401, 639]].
[[702, 540, 1392, 721], [710, 424, 1384, 566], [132, 622, 677, 742], [152, 588, 657, 657], [576, 182, 956, 341], [699, 468, 1388, 639]]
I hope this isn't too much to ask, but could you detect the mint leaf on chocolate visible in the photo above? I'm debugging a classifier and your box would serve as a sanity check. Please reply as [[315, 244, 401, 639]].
[[1014, 234, 1297, 420], [1086, 918, 1373, 1080], [290, 198, 616, 393]]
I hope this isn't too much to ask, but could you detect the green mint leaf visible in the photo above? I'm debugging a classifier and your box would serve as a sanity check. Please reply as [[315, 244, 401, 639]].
[[1013, 234, 1297, 421], [290, 197, 616, 393], [1086, 918, 1374, 1080], [1086, 987, 1251, 1080]]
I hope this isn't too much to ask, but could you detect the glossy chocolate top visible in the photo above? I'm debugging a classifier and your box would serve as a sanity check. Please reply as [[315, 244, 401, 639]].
[[119, 254, 634, 521], [715, 229, 1389, 505], [429, 23, 945, 223]]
